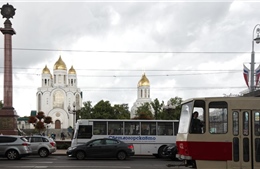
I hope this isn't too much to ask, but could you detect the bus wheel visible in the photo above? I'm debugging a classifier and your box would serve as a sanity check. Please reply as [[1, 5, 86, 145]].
[[157, 146, 166, 158], [117, 151, 127, 160], [76, 151, 85, 160]]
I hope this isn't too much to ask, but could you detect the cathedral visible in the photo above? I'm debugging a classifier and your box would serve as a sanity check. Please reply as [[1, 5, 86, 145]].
[[36, 56, 82, 129], [130, 73, 154, 118]]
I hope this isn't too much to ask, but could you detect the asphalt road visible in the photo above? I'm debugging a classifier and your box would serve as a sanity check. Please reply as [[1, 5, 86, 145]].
[[0, 155, 188, 169]]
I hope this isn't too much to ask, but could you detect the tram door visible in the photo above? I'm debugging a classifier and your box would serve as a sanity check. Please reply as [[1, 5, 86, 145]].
[[232, 110, 260, 169]]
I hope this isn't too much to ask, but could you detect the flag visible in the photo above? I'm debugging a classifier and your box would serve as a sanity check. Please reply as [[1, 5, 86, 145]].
[[255, 64, 260, 87], [243, 64, 250, 87]]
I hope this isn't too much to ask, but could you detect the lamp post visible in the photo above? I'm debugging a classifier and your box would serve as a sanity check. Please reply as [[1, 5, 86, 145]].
[[250, 24, 260, 92], [68, 102, 77, 129]]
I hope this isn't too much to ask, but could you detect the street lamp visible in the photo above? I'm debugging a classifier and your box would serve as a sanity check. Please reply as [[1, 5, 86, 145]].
[[250, 24, 260, 92], [68, 102, 77, 129]]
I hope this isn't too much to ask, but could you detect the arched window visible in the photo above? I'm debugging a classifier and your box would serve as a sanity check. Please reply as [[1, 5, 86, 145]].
[[53, 91, 64, 108]]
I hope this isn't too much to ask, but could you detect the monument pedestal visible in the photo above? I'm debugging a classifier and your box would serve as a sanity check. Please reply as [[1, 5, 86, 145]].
[[0, 107, 18, 135]]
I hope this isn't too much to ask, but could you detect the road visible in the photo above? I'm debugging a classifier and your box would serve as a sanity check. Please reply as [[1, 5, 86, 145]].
[[0, 156, 187, 169]]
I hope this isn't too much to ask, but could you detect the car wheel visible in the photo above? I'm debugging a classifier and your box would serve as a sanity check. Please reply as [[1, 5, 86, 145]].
[[6, 150, 19, 160], [76, 151, 85, 160], [157, 146, 166, 158], [117, 151, 127, 160], [39, 148, 49, 157]]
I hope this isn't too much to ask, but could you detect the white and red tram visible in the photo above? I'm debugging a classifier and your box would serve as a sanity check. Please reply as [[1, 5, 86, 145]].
[[176, 97, 260, 169]]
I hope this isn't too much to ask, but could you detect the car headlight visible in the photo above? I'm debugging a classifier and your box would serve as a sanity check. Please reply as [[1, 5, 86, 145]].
[[68, 146, 77, 151]]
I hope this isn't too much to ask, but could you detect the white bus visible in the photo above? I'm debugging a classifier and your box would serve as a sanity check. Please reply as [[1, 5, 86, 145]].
[[71, 119, 179, 157]]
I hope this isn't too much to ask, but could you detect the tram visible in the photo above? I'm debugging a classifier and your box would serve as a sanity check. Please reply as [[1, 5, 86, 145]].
[[176, 97, 260, 169]]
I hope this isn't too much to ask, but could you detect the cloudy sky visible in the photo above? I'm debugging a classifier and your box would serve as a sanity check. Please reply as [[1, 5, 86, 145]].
[[0, 0, 259, 117]]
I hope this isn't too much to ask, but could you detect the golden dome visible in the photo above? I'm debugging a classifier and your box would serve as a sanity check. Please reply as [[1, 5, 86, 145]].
[[68, 66, 76, 74], [42, 65, 51, 74], [138, 73, 150, 87], [54, 56, 67, 70]]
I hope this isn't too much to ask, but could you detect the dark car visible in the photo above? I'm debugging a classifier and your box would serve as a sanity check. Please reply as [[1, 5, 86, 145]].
[[67, 138, 135, 160], [163, 144, 178, 160], [25, 135, 56, 157], [0, 135, 31, 160]]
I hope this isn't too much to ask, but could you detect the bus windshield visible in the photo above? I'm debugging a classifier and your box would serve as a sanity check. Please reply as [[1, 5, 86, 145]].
[[178, 101, 193, 133]]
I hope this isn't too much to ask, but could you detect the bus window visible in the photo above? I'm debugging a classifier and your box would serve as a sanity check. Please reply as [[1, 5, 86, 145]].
[[209, 101, 228, 134], [125, 122, 140, 135], [141, 122, 156, 135], [77, 125, 92, 139], [158, 122, 173, 135], [93, 121, 107, 135], [108, 121, 123, 135]]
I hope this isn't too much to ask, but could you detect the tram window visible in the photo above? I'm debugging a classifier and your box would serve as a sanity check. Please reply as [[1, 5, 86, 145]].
[[108, 121, 123, 135], [233, 111, 239, 136], [209, 101, 228, 134], [141, 122, 156, 135], [189, 100, 205, 134], [243, 112, 249, 136], [243, 138, 249, 162], [93, 121, 107, 135], [255, 138, 260, 162], [233, 137, 239, 162], [255, 112, 260, 136]]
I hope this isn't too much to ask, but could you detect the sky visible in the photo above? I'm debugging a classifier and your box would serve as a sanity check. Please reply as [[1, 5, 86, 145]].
[[0, 0, 259, 117]]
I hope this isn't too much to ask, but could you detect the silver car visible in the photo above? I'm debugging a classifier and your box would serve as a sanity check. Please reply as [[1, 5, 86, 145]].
[[0, 135, 31, 160], [26, 135, 56, 157]]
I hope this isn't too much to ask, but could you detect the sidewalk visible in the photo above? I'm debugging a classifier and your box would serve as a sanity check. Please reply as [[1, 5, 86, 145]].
[[53, 149, 67, 156]]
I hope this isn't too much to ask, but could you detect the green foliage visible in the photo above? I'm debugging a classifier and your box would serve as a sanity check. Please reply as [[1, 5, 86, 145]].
[[77, 101, 93, 119], [113, 104, 130, 119], [150, 98, 164, 120], [160, 97, 183, 120], [134, 102, 154, 119], [79, 100, 130, 119], [92, 100, 114, 119]]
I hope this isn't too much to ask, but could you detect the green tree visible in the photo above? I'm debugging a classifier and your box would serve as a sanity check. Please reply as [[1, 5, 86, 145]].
[[92, 100, 114, 119], [134, 102, 154, 119], [77, 101, 93, 119], [161, 97, 183, 120], [113, 104, 130, 119], [28, 111, 53, 134], [150, 98, 164, 120]]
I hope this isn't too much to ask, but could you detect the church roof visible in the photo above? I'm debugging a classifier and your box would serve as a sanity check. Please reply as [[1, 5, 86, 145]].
[[42, 65, 51, 74], [54, 56, 67, 70], [68, 66, 76, 74], [138, 73, 150, 87]]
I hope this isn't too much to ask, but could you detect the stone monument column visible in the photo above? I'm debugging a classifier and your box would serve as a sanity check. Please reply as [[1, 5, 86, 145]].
[[0, 3, 17, 135]]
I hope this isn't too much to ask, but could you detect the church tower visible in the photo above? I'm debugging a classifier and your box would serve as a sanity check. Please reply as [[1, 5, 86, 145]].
[[36, 56, 82, 129], [130, 73, 154, 118]]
